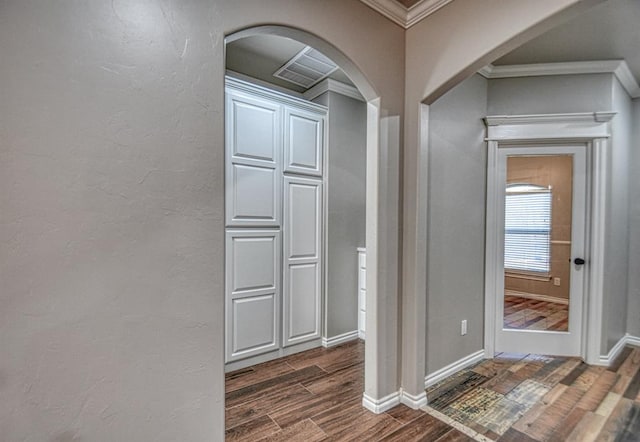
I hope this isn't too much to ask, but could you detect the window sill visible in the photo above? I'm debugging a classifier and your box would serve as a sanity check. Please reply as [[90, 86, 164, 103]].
[[505, 271, 551, 282]]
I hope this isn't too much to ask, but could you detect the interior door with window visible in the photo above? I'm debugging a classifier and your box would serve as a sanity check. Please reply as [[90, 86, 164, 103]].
[[495, 145, 587, 356]]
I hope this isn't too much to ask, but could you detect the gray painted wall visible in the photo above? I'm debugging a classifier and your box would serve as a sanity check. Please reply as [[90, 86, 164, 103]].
[[427, 74, 488, 374], [628, 98, 640, 337], [315, 92, 367, 338], [0, 1, 406, 440], [603, 78, 632, 352], [487, 74, 612, 115]]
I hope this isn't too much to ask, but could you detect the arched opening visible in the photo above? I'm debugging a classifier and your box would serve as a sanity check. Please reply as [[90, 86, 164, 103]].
[[222, 25, 386, 419]]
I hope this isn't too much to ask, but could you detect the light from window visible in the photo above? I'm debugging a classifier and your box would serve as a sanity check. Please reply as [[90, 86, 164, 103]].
[[504, 184, 551, 274]]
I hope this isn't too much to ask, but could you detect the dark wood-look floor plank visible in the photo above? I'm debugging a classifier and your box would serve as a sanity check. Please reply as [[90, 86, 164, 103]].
[[226, 358, 295, 392], [269, 387, 362, 428], [561, 361, 590, 386], [225, 414, 281, 442], [595, 396, 634, 442], [522, 385, 585, 440], [226, 364, 325, 408], [377, 413, 452, 442], [313, 400, 401, 441], [285, 340, 363, 373], [257, 418, 326, 442], [385, 404, 425, 424], [302, 362, 363, 394], [226, 383, 314, 429]]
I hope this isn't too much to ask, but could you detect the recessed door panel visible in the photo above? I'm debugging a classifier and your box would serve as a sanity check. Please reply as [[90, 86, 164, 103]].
[[230, 235, 277, 293], [229, 164, 278, 225], [231, 294, 277, 357], [284, 108, 324, 176], [225, 87, 281, 227], [225, 229, 281, 362], [228, 91, 280, 163], [286, 182, 320, 259], [286, 263, 320, 341], [283, 176, 323, 347]]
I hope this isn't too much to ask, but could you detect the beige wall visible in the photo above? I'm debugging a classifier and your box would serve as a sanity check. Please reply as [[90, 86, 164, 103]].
[[505, 156, 573, 300]]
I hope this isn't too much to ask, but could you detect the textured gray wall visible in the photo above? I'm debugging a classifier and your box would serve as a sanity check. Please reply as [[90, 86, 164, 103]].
[[627, 98, 640, 337], [315, 92, 367, 338], [487, 74, 612, 115], [0, 1, 405, 440], [426, 74, 488, 375], [602, 78, 632, 353]]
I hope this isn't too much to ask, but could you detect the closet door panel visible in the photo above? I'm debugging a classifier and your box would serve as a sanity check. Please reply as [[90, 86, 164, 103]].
[[226, 230, 281, 362], [283, 176, 322, 347], [226, 88, 281, 227], [284, 107, 324, 177], [229, 163, 278, 225]]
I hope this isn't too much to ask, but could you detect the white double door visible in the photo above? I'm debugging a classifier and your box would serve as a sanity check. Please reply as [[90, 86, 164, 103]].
[[225, 79, 325, 363]]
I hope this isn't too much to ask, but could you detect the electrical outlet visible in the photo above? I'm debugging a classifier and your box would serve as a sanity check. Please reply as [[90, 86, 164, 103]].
[[553, 277, 561, 286], [461, 320, 467, 336]]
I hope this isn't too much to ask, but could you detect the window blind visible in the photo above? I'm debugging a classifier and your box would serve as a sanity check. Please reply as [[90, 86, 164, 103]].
[[504, 190, 552, 274]]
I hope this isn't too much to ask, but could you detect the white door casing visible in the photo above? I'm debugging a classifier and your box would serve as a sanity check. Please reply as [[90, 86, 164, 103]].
[[495, 145, 586, 356], [484, 112, 614, 364], [283, 175, 323, 346]]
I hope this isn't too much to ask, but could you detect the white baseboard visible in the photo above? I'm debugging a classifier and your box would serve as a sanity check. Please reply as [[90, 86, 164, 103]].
[[362, 391, 400, 414], [597, 334, 640, 366], [400, 389, 428, 409], [321, 330, 359, 348], [627, 334, 640, 347], [505, 290, 569, 305], [424, 349, 485, 389]]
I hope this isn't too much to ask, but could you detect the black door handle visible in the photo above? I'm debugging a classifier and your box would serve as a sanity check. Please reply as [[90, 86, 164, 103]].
[[574, 258, 585, 265]]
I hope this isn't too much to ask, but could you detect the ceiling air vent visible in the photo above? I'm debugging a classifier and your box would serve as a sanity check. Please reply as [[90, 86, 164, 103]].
[[274, 46, 338, 89]]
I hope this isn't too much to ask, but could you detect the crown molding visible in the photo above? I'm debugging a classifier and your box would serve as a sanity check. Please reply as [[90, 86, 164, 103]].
[[360, 0, 453, 29], [484, 112, 616, 127], [479, 60, 640, 99], [303, 78, 365, 102]]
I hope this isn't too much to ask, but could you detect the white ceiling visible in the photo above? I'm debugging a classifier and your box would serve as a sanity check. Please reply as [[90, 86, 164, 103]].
[[226, 35, 354, 93], [495, 0, 640, 84]]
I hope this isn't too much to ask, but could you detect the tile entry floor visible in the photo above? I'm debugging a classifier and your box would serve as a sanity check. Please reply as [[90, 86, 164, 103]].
[[225, 340, 640, 441]]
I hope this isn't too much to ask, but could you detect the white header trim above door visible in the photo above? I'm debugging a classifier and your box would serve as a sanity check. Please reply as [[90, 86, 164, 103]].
[[483, 112, 613, 365]]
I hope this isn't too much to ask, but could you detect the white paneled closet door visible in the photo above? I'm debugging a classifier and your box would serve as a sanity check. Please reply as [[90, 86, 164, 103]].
[[225, 230, 281, 362], [284, 106, 324, 177], [225, 88, 281, 227], [283, 175, 323, 347]]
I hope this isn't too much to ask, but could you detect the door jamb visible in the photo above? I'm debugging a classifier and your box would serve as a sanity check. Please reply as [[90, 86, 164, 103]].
[[483, 112, 615, 364]]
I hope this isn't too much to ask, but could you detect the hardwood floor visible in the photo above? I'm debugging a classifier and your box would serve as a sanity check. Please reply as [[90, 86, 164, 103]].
[[503, 294, 568, 331], [225, 341, 470, 441], [225, 340, 640, 441]]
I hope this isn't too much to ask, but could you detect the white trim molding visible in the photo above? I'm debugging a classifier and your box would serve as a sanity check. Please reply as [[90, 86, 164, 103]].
[[485, 112, 615, 142], [597, 334, 640, 366], [360, 0, 453, 29], [362, 391, 400, 414], [321, 330, 360, 348], [479, 60, 640, 99], [304, 78, 365, 102], [483, 112, 613, 365], [424, 350, 485, 388], [400, 389, 428, 409]]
